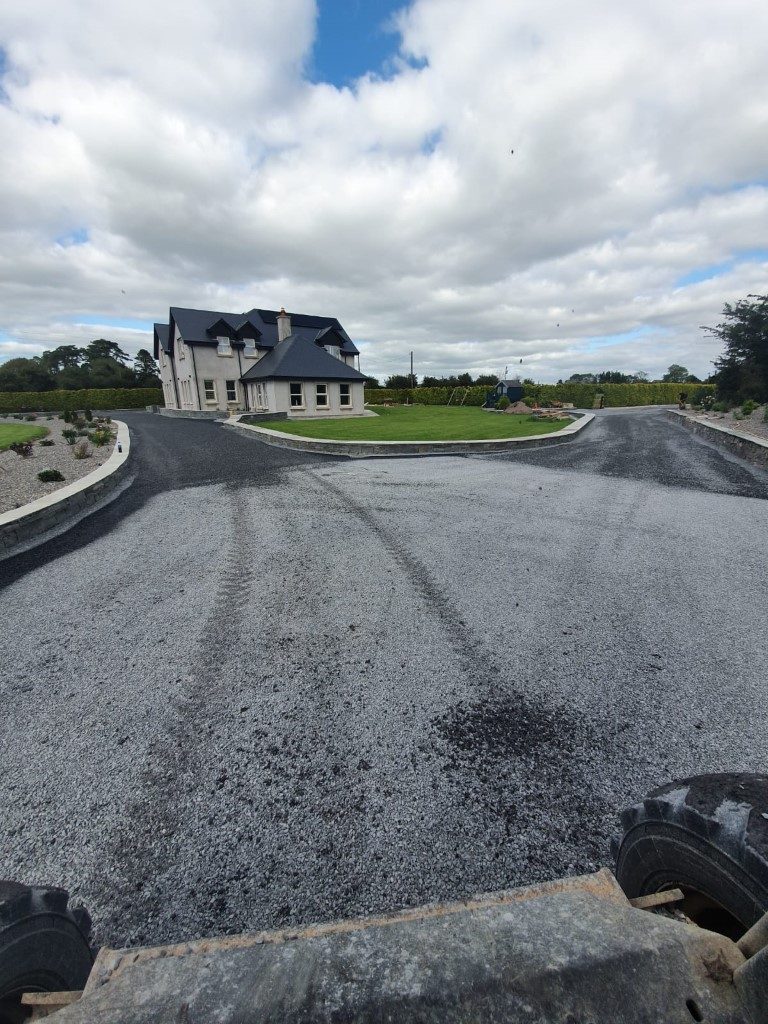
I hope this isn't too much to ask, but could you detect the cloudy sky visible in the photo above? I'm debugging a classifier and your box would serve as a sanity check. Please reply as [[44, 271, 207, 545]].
[[1, 0, 767, 382]]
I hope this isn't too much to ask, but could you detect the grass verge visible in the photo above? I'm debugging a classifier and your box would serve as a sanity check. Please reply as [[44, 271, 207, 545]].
[[0, 424, 49, 450], [263, 406, 572, 442]]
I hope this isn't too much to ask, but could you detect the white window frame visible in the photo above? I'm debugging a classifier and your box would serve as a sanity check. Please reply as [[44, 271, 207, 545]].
[[217, 335, 233, 357], [315, 383, 329, 408], [225, 379, 238, 403], [339, 383, 352, 408], [289, 382, 304, 409], [203, 379, 217, 403], [326, 344, 341, 360]]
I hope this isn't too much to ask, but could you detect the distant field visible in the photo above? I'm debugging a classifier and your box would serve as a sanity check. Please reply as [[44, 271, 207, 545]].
[[0, 423, 48, 450], [265, 406, 571, 441]]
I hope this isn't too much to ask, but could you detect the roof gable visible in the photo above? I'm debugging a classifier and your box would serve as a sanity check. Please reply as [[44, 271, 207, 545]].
[[240, 334, 366, 382]]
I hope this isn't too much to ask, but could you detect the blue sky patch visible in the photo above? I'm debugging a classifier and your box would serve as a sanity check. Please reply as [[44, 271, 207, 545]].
[[73, 315, 154, 332], [584, 325, 661, 352], [675, 248, 768, 287], [56, 227, 89, 247], [309, 0, 412, 86]]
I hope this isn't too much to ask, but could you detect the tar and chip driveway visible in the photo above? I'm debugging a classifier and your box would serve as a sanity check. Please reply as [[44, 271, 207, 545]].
[[2, 408, 767, 948]]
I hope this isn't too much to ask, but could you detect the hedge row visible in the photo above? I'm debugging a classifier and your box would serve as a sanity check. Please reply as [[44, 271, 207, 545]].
[[365, 382, 715, 408], [0, 387, 164, 413]]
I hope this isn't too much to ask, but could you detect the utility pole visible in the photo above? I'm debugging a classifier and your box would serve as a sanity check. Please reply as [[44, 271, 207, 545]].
[[410, 351, 415, 388]]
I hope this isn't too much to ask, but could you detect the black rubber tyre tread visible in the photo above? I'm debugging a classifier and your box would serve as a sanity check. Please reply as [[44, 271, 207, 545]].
[[0, 881, 93, 1019], [616, 773, 768, 929]]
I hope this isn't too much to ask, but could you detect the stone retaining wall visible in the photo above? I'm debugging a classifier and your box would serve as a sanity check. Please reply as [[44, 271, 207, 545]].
[[152, 407, 221, 420], [667, 409, 768, 470], [224, 413, 594, 458], [0, 420, 132, 560]]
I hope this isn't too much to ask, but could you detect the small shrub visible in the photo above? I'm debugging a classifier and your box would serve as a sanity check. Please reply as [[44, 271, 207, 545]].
[[84, 408, 93, 421], [741, 399, 758, 416], [733, 408, 744, 420], [701, 394, 715, 411], [89, 429, 113, 447], [39, 438, 55, 446], [74, 417, 87, 429], [13, 413, 24, 420], [38, 469, 64, 483], [25, 413, 37, 421], [73, 440, 92, 459], [62, 428, 78, 445], [712, 400, 729, 412], [76, 428, 89, 436], [495, 396, 511, 410], [62, 408, 72, 423], [9, 441, 33, 458]]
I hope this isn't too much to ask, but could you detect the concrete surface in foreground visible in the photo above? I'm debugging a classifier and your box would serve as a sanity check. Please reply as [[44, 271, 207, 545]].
[[1, 408, 767, 951]]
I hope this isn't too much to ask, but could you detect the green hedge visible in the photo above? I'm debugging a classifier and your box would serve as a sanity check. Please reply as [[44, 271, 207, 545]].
[[365, 382, 715, 408], [0, 388, 164, 413]]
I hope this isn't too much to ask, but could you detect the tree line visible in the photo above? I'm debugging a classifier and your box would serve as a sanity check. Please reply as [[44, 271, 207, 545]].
[[0, 340, 161, 392], [372, 364, 703, 389]]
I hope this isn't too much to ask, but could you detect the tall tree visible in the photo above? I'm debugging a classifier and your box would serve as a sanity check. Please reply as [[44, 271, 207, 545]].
[[384, 374, 413, 388], [39, 345, 85, 375], [85, 338, 130, 364], [661, 364, 690, 383], [133, 349, 161, 386], [0, 358, 54, 392], [704, 294, 768, 401]]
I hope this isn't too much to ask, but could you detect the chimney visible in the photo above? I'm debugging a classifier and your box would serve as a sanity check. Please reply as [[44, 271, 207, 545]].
[[277, 307, 291, 342]]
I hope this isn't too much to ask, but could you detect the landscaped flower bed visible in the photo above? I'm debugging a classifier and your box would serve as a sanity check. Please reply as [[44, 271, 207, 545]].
[[0, 413, 117, 514]]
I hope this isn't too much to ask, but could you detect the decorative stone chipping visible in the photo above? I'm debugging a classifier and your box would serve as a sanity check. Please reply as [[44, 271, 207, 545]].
[[0, 420, 132, 560]]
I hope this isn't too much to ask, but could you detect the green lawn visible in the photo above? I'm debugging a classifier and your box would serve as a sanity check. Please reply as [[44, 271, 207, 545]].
[[264, 406, 572, 441], [0, 423, 48, 450]]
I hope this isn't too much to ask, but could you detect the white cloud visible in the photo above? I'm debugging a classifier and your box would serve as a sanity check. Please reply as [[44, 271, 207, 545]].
[[0, 0, 767, 382]]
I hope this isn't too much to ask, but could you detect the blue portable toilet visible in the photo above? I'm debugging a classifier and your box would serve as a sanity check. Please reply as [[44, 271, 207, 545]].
[[484, 377, 524, 408]]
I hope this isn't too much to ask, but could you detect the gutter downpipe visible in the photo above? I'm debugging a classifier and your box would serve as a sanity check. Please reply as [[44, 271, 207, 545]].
[[190, 345, 203, 411], [236, 347, 248, 411]]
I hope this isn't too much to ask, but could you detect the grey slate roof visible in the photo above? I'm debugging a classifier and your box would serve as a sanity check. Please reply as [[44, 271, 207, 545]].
[[240, 334, 367, 382], [163, 306, 359, 356], [153, 323, 170, 359]]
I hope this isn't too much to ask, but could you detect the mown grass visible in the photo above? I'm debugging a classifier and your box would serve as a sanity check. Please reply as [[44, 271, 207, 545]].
[[266, 406, 571, 441], [0, 424, 49, 450]]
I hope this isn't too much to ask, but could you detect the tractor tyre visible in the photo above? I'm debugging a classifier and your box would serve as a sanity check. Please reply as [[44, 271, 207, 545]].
[[616, 773, 768, 939], [0, 881, 93, 1024]]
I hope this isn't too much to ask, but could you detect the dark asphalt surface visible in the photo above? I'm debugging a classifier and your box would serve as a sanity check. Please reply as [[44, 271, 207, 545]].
[[1, 407, 767, 949]]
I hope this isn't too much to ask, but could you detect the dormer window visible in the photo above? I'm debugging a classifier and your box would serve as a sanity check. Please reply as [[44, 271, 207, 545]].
[[217, 335, 232, 356], [243, 337, 258, 358], [326, 344, 341, 360]]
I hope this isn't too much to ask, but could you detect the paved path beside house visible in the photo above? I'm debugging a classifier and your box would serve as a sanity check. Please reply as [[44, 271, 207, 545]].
[[1, 407, 767, 951]]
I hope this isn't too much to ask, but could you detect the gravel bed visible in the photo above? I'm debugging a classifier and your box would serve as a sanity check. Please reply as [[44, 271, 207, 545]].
[[1, 409, 767, 953], [687, 405, 768, 442], [0, 415, 117, 514]]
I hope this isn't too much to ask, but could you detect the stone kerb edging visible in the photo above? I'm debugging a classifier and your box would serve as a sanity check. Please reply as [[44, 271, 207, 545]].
[[0, 420, 132, 560], [667, 409, 768, 471], [224, 412, 594, 458]]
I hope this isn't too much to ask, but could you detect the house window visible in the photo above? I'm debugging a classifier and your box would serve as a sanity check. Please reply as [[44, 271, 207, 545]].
[[290, 382, 304, 408], [326, 344, 341, 360], [203, 379, 217, 403], [339, 383, 351, 407], [226, 380, 237, 403], [315, 383, 328, 408], [256, 382, 267, 409], [243, 338, 258, 357], [217, 335, 232, 356]]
